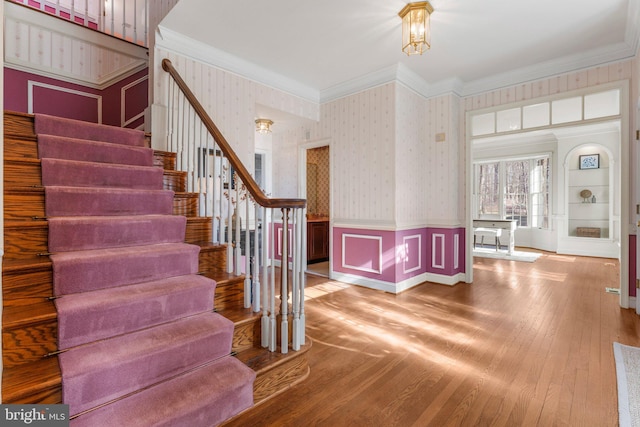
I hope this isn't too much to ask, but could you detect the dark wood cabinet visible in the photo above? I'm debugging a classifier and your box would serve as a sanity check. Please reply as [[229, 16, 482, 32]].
[[307, 220, 329, 263]]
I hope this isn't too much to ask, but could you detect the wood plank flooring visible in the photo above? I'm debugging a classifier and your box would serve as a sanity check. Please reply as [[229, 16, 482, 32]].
[[224, 252, 640, 426]]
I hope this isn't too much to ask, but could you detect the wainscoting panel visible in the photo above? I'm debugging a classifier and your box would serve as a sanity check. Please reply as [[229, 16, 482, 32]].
[[28, 80, 102, 123], [341, 233, 383, 274]]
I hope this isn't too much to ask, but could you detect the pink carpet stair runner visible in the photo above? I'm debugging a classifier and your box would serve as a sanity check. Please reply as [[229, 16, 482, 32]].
[[35, 114, 255, 426]]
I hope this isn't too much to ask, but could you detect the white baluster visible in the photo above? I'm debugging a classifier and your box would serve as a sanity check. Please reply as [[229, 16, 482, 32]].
[[261, 206, 269, 348], [299, 208, 307, 346], [133, 0, 137, 45], [291, 209, 300, 351], [281, 209, 289, 354], [234, 178, 241, 275], [226, 161, 233, 273], [244, 194, 251, 308], [252, 203, 261, 313], [144, 0, 149, 46], [110, 0, 114, 36], [84, 0, 89, 27], [292, 208, 301, 351], [122, 0, 126, 41], [269, 218, 276, 352]]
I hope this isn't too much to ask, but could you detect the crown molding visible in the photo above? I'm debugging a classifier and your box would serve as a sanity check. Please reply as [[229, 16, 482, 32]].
[[156, 25, 319, 103], [319, 64, 400, 103], [626, 0, 640, 54], [459, 41, 636, 98]]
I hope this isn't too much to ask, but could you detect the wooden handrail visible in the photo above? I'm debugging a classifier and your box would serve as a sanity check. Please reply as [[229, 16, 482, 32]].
[[162, 58, 306, 210]]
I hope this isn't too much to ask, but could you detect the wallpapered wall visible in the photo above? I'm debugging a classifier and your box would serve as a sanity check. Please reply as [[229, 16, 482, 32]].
[[154, 48, 320, 171], [318, 83, 397, 224], [306, 146, 330, 216], [395, 86, 463, 227]]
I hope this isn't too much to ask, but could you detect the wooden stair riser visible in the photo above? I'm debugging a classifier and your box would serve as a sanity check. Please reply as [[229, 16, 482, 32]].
[[163, 170, 187, 192], [10, 384, 61, 404], [5, 158, 41, 187], [4, 134, 37, 159], [186, 217, 213, 244], [232, 318, 260, 353], [173, 193, 199, 216], [154, 151, 177, 170], [213, 278, 246, 312], [4, 223, 49, 261], [4, 112, 35, 138], [3, 319, 58, 368], [2, 357, 61, 404], [4, 188, 45, 221], [3, 263, 53, 303], [199, 244, 228, 278]]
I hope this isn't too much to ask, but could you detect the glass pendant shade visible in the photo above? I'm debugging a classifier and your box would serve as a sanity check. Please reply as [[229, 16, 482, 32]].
[[399, 2, 433, 56]]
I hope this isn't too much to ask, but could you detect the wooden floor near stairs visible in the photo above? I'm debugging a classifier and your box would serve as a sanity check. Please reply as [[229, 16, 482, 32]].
[[225, 252, 640, 426]]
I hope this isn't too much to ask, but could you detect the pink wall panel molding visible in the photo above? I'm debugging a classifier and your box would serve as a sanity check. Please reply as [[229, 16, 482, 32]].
[[332, 226, 466, 293]]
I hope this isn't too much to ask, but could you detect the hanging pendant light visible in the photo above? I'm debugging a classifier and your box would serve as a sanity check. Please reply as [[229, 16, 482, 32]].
[[398, 2, 433, 56], [255, 118, 273, 134]]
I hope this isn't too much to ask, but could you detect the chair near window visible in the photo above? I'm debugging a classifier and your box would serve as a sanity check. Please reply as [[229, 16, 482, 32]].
[[474, 227, 502, 251]]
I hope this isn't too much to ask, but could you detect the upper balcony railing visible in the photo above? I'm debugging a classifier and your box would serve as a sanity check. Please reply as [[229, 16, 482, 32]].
[[9, 0, 148, 47]]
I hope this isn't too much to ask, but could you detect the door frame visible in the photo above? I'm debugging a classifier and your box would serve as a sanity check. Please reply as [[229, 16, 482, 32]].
[[298, 138, 332, 270], [465, 81, 630, 308]]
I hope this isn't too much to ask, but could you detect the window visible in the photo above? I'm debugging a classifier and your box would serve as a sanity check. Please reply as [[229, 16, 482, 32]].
[[470, 88, 621, 137], [475, 156, 550, 228]]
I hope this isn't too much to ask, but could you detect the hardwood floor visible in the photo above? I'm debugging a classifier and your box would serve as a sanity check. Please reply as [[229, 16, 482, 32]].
[[224, 252, 640, 427]]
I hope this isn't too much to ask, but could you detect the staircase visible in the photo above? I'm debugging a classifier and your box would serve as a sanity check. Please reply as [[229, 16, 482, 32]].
[[2, 111, 311, 425]]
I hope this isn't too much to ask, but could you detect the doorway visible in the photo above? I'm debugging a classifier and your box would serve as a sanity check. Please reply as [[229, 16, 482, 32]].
[[466, 82, 629, 308], [299, 139, 331, 278]]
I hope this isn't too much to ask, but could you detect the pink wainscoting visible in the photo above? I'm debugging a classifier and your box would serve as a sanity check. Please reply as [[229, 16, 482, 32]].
[[3, 67, 148, 129], [426, 227, 466, 277], [394, 228, 428, 282], [630, 234, 637, 298], [332, 226, 464, 285], [332, 228, 397, 282], [272, 222, 294, 262]]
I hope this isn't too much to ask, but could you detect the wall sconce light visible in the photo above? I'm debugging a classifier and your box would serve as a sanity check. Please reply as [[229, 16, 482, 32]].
[[255, 118, 273, 134], [398, 1, 433, 56]]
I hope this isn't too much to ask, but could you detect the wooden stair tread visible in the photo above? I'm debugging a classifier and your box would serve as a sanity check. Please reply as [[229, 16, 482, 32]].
[[235, 340, 312, 374], [163, 169, 186, 177], [174, 192, 199, 198], [212, 271, 245, 286], [2, 357, 61, 403], [222, 306, 261, 324], [187, 216, 214, 226]]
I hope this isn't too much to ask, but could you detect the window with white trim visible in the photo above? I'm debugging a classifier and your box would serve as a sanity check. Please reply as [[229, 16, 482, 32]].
[[475, 155, 551, 228]]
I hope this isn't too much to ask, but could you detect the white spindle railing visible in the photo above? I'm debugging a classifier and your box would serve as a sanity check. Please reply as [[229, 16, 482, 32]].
[[10, 0, 149, 46], [162, 58, 307, 354]]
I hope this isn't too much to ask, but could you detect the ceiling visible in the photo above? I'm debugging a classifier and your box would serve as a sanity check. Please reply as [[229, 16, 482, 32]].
[[160, 0, 639, 102]]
